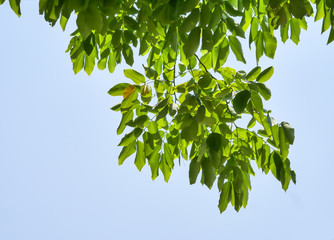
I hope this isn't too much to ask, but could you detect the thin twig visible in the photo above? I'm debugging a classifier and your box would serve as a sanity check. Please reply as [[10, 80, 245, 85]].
[[194, 53, 217, 80]]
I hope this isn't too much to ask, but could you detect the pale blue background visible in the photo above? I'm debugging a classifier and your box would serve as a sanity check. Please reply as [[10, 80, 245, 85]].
[[1, 2, 333, 240]]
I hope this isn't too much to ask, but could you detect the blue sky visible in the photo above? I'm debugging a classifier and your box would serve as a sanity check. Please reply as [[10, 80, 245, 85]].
[[1, 2, 334, 240]]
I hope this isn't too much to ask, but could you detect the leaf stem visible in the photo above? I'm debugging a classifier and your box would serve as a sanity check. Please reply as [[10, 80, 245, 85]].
[[194, 53, 217, 80]]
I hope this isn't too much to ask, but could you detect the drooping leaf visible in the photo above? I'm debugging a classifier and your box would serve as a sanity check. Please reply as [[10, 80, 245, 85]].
[[201, 157, 216, 189], [189, 157, 201, 184], [134, 141, 146, 171], [183, 27, 201, 58], [218, 182, 231, 213], [118, 140, 136, 165], [228, 35, 246, 63], [281, 122, 295, 144]]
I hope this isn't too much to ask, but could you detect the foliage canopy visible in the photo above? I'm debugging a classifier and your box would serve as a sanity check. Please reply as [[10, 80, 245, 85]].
[[2, 0, 331, 212]]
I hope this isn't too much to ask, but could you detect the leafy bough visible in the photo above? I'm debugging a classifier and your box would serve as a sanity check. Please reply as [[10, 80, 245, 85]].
[[109, 61, 295, 212], [2, 0, 316, 212]]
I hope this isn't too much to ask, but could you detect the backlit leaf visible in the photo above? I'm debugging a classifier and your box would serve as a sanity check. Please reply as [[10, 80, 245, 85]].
[[256, 66, 274, 83], [228, 35, 246, 63], [124, 69, 145, 84], [123, 85, 137, 99], [134, 141, 146, 171]]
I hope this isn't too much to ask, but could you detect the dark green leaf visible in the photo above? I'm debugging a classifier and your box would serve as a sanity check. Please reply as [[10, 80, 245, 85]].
[[201, 157, 216, 189], [189, 157, 201, 184], [206, 133, 222, 152], [183, 27, 201, 58], [122, 44, 134, 66], [232, 90, 251, 114]]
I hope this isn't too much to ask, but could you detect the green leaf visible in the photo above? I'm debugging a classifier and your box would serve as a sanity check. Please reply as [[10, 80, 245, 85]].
[[148, 147, 160, 180], [156, 105, 168, 121], [181, 120, 198, 141], [255, 31, 263, 63], [201, 157, 216, 189], [179, 8, 200, 34], [269, 151, 283, 180], [200, 4, 211, 27], [214, 38, 230, 70], [198, 74, 212, 89], [9, 0, 21, 17], [250, 91, 263, 115], [247, 117, 256, 129], [160, 154, 172, 182], [183, 27, 201, 58], [218, 182, 231, 213], [289, 0, 313, 19], [73, 52, 85, 74], [256, 66, 274, 83], [117, 110, 134, 135], [232, 90, 251, 114], [134, 141, 146, 171], [290, 18, 301, 45], [111, 103, 121, 111], [118, 128, 143, 146], [315, 0, 325, 22], [279, 126, 289, 160], [76, 7, 103, 40], [118, 140, 136, 165], [256, 83, 271, 100], [281, 122, 295, 144], [121, 90, 138, 109], [122, 44, 134, 66], [124, 16, 139, 30], [246, 66, 261, 81], [202, 28, 213, 51], [228, 35, 246, 63], [322, 9, 331, 33], [164, 143, 174, 168], [291, 170, 297, 184], [127, 115, 150, 129], [108, 83, 131, 96], [263, 32, 277, 59], [108, 51, 116, 73], [124, 69, 145, 84], [196, 105, 206, 123], [189, 157, 201, 184], [327, 26, 334, 44], [209, 5, 222, 29], [206, 133, 222, 152]]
